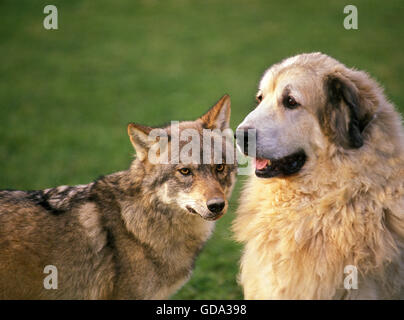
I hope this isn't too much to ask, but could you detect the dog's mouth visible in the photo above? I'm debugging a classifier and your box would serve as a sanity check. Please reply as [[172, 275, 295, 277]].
[[186, 205, 224, 221], [254, 150, 307, 178]]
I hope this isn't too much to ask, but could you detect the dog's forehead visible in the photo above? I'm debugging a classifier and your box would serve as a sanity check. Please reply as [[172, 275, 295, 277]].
[[259, 56, 301, 90], [259, 69, 275, 94], [259, 64, 319, 99], [259, 53, 343, 96]]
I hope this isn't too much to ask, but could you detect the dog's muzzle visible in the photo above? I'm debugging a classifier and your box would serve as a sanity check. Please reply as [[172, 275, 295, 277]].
[[234, 128, 256, 157], [235, 128, 307, 178]]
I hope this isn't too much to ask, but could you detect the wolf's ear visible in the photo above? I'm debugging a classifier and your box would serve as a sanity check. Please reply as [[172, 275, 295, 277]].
[[127, 123, 153, 161], [199, 94, 231, 130], [321, 74, 371, 149]]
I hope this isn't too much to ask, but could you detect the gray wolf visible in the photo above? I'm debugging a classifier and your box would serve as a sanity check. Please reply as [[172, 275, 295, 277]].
[[234, 53, 404, 299], [0, 94, 236, 299]]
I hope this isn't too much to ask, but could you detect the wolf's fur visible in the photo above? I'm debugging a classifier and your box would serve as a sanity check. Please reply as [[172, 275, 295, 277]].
[[234, 53, 404, 299], [0, 95, 236, 299]]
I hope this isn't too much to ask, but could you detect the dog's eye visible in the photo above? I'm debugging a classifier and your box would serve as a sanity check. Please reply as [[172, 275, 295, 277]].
[[256, 94, 263, 103], [284, 95, 300, 109], [178, 168, 191, 176], [216, 164, 225, 173]]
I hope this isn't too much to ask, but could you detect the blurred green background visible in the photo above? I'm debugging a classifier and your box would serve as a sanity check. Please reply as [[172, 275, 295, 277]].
[[1, 0, 403, 299]]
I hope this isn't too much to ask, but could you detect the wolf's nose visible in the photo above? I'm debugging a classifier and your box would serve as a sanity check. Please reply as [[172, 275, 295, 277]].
[[207, 198, 225, 214]]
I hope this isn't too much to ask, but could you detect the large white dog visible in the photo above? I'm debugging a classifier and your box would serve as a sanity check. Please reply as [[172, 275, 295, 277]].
[[234, 53, 404, 299]]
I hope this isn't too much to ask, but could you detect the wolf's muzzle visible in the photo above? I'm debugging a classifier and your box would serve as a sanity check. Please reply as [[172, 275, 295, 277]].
[[206, 198, 225, 214]]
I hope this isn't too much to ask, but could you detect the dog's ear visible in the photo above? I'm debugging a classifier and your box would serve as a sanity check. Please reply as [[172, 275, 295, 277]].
[[321, 74, 372, 149], [127, 123, 153, 161], [199, 94, 231, 130]]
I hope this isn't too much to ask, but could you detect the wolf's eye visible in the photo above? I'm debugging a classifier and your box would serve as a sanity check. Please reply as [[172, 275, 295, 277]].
[[256, 94, 263, 103], [216, 164, 225, 172], [283, 95, 300, 109], [179, 168, 191, 176]]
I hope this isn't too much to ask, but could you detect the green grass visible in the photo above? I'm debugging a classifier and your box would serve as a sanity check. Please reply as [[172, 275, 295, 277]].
[[1, 0, 403, 299]]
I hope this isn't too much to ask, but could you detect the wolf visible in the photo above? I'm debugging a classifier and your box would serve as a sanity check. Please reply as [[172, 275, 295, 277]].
[[0, 94, 236, 299], [234, 53, 404, 299]]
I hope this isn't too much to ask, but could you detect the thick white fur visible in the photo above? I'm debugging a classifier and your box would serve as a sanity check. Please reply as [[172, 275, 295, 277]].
[[234, 53, 404, 299]]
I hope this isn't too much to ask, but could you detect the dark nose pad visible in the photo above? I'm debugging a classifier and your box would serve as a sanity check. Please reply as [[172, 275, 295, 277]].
[[206, 198, 225, 214]]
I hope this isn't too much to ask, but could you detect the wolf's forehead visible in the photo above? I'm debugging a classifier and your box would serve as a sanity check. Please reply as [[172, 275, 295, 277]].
[[165, 121, 202, 134], [164, 122, 232, 145], [163, 132, 234, 165], [155, 121, 234, 164]]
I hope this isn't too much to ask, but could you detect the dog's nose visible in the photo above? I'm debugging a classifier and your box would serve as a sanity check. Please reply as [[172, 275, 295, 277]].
[[207, 198, 225, 214], [234, 128, 249, 139], [235, 127, 253, 155]]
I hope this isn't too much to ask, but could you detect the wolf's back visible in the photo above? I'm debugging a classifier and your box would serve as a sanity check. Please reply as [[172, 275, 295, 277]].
[[0, 184, 115, 299]]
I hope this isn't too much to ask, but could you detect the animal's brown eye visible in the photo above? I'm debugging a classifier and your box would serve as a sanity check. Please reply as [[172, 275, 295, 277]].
[[284, 95, 300, 109], [256, 94, 263, 103], [216, 164, 225, 172], [179, 168, 191, 176]]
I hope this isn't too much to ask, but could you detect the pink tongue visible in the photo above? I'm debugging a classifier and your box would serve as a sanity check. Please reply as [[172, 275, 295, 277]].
[[255, 158, 269, 170]]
